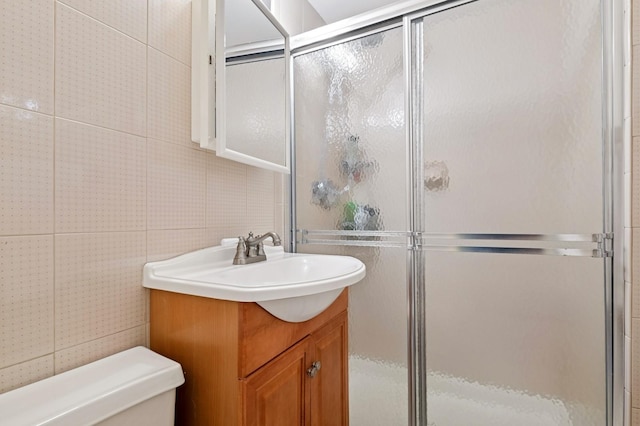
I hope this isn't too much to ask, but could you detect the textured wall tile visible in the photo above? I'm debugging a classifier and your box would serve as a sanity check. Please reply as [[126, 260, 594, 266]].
[[634, 319, 640, 407], [148, 0, 192, 65], [0, 105, 53, 235], [274, 173, 286, 206], [0, 355, 53, 394], [55, 232, 146, 350], [147, 140, 206, 230], [247, 167, 276, 232], [0, 0, 53, 113], [634, 46, 640, 136], [628, 173, 633, 229], [630, 281, 635, 335], [55, 119, 146, 233], [634, 138, 640, 226], [147, 228, 211, 262], [624, 334, 632, 392], [56, 3, 146, 136], [0, 236, 54, 368], [634, 408, 640, 426], [206, 153, 247, 229], [206, 227, 244, 247], [147, 48, 191, 145], [58, 0, 147, 43], [632, 230, 640, 321], [634, 0, 640, 46], [54, 326, 145, 374], [275, 203, 286, 242], [634, 228, 640, 287]]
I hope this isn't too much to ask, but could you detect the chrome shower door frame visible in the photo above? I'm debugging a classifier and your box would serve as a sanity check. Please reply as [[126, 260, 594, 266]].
[[288, 0, 625, 424]]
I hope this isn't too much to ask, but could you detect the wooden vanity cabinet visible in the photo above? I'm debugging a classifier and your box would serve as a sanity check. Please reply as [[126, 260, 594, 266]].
[[149, 289, 348, 426]]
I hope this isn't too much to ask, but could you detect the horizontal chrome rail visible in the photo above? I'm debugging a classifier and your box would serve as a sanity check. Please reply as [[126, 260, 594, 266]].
[[298, 229, 410, 248], [296, 229, 613, 257], [421, 246, 601, 257], [422, 233, 607, 242], [299, 238, 409, 248], [300, 229, 410, 237]]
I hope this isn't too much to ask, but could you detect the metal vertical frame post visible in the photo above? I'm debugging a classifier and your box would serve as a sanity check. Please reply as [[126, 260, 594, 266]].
[[404, 14, 426, 426], [289, 49, 297, 254], [604, 0, 626, 423]]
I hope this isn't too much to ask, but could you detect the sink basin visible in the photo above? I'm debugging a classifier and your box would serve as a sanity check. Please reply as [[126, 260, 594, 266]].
[[143, 239, 366, 322]]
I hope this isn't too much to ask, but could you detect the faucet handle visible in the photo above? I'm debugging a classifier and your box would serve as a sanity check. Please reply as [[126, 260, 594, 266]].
[[233, 236, 247, 265]]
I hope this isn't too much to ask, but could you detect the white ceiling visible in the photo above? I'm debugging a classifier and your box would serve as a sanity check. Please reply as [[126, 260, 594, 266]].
[[307, 0, 400, 24]]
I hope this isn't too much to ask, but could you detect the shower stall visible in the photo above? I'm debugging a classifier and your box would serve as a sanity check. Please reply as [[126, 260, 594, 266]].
[[289, 0, 625, 425]]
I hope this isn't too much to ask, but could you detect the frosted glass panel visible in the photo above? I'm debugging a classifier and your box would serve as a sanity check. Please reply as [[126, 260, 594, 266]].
[[293, 27, 408, 426], [294, 28, 406, 231], [300, 244, 408, 426], [421, 0, 603, 234], [226, 57, 286, 165], [425, 252, 606, 425], [420, 0, 607, 424]]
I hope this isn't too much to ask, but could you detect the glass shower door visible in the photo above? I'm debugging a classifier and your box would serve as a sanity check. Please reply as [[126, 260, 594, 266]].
[[293, 26, 409, 426], [415, 0, 608, 424]]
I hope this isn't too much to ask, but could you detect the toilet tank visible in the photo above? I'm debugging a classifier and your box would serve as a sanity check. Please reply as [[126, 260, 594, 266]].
[[0, 346, 185, 426]]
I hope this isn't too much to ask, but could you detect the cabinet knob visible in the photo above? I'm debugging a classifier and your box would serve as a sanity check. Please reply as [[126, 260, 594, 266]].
[[307, 361, 321, 378]]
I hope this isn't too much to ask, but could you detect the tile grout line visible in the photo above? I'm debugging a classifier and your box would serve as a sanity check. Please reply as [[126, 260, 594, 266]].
[[52, 0, 58, 375], [145, 0, 150, 335], [56, 1, 146, 46]]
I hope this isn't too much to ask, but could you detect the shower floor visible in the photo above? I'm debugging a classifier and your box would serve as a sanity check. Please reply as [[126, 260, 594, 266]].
[[348, 356, 602, 426]]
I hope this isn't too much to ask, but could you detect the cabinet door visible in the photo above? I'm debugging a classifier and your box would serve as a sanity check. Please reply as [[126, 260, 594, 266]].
[[310, 312, 348, 426], [243, 338, 312, 426]]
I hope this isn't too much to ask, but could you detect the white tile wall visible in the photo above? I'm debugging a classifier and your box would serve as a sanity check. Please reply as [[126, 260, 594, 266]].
[[0, 105, 54, 236], [634, 45, 640, 137], [147, 48, 192, 145], [57, 0, 148, 43], [54, 232, 146, 350], [147, 228, 213, 262], [247, 167, 276, 232], [207, 153, 248, 229], [634, 0, 640, 46], [0, 356, 53, 394], [631, 1, 640, 423], [147, 140, 206, 229], [0, 236, 54, 368], [0, 0, 54, 114], [55, 3, 147, 136], [0, 0, 281, 395], [634, 138, 640, 226], [148, 0, 192, 65], [54, 326, 146, 374], [627, 389, 632, 426], [55, 119, 147, 233]]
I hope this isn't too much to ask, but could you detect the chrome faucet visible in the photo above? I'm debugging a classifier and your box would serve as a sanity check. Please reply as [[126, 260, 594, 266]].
[[233, 231, 282, 265]]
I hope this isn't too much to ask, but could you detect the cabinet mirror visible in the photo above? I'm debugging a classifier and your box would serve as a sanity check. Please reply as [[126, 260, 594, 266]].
[[215, 0, 290, 173]]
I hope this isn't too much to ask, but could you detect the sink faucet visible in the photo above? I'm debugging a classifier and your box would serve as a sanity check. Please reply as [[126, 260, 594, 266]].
[[233, 232, 282, 265]]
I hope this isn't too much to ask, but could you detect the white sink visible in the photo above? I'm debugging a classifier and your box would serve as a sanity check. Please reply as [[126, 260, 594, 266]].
[[143, 239, 366, 322]]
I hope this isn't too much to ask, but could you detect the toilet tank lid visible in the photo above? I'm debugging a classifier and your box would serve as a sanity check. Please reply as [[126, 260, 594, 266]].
[[0, 347, 185, 426]]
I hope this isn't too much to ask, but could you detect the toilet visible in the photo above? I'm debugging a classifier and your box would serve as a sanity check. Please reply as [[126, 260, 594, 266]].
[[0, 346, 184, 426]]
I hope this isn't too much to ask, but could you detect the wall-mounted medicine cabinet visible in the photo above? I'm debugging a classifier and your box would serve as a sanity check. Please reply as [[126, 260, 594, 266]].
[[191, 0, 290, 174]]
